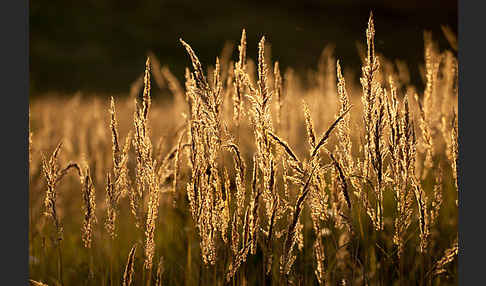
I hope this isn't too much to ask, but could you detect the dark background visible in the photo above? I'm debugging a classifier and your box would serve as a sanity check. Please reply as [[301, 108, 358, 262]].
[[30, 0, 457, 95]]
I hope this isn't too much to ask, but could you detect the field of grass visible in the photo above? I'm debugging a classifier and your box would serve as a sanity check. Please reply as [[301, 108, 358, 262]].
[[29, 14, 458, 285]]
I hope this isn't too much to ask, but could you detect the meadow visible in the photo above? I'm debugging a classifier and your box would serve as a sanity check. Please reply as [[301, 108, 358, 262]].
[[29, 14, 458, 285]]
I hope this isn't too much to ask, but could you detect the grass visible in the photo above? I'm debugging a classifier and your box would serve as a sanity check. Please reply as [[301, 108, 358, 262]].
[[29, 13, 458, 285]]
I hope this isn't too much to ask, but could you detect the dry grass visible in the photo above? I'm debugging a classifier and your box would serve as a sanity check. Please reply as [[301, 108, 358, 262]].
[[29, 13, 458, 285]]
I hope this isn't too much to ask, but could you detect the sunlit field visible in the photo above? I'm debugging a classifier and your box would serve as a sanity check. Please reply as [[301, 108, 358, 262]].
[[29, 15, 458, 285]]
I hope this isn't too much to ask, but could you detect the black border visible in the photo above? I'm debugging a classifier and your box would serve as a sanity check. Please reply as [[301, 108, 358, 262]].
[[1, 0, 29, 284], [458, 1, 484, 285]]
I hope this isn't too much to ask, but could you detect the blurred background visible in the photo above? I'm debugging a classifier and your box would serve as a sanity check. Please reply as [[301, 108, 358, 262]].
[[30, 0, 457, 96]]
